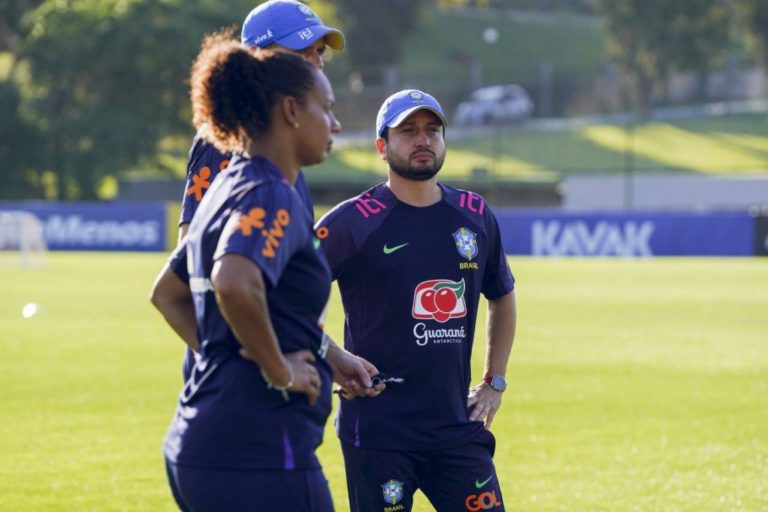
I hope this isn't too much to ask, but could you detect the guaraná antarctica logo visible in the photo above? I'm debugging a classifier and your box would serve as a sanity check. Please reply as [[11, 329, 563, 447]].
[[412, 278, 467, 323]]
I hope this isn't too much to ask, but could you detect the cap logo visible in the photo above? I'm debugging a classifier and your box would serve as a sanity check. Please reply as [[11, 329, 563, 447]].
[[251, 29, 274, 46], [376, 89, 446, 136], [297, 27, 314, 41], [298, 4, 316, 18]]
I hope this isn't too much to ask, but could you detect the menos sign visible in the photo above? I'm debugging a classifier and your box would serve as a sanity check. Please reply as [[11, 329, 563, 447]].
[[0, 202, 166, 252]]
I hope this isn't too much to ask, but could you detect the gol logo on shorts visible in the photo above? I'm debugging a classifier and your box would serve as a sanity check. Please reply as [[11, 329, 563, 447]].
[[237, 207, 291, 258], [465, 490, 502, 511]]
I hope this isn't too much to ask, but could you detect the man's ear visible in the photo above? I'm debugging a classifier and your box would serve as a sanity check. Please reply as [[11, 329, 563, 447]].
[[375, 137, 387, 161], [278, 96, 300, 127]]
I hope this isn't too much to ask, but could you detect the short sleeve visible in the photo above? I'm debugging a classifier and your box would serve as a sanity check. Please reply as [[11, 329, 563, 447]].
[[214, 184, 307, 287], [314, 206, 356, 280], [482, 209, 515, 300], [179, 135, 231, 225], [168, 240, 190, 285], [314, 185, 393, 281]]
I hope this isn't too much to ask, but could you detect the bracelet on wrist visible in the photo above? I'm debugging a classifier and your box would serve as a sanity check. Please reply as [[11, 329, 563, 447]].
[[261, 367, 293, 401]]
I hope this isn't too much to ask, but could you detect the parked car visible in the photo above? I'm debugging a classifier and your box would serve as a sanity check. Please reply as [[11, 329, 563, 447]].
[[454, 84, 534, 126]]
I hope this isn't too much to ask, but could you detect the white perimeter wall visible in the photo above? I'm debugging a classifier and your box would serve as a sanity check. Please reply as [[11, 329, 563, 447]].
[[563, 174, 768, 211]]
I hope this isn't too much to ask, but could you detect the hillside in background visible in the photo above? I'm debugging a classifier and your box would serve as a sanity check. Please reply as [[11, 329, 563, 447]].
[[309, 114, 768, 184]]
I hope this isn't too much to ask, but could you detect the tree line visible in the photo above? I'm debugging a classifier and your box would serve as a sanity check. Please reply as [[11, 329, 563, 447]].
[[1, 0, 766, 200]]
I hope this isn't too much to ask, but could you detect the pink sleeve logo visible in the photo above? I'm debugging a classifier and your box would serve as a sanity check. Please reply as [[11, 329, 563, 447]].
[[355, 192, 387, 219], [458, 192, 485, 215]]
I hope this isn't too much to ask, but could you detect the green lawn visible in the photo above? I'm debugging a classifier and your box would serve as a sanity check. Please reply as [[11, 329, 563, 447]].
[[310, 114, 768, 184], [1, 253, 766, 511], [131, 114, 768, 201]]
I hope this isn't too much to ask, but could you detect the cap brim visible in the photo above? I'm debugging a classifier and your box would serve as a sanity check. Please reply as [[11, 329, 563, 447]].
[[388, 106, 447, 130], [275, 26, 345, 51]]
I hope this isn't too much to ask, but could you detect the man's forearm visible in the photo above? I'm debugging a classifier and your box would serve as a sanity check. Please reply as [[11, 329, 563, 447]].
[[484, 291, 516, 376], [325, 334, 346, 365]]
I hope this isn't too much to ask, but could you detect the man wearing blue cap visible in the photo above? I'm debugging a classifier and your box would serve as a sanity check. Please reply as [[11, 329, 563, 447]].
[[316, 90, 517, 511], [177, 0, 344, 382]]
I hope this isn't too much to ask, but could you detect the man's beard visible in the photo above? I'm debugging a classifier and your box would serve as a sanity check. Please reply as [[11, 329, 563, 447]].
[[387, 148, 445, 181]]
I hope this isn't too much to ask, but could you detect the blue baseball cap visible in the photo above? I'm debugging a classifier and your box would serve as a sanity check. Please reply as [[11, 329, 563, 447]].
[[375, 89, 447, 137], [241, 0, 344, 50]]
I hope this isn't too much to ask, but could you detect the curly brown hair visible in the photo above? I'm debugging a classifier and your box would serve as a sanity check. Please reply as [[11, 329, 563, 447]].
[[190, 30, 317, 153]]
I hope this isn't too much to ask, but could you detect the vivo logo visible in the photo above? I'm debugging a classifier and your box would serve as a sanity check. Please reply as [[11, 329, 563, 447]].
[[251, 29, 273, 45], [532, 220, 655, 257]]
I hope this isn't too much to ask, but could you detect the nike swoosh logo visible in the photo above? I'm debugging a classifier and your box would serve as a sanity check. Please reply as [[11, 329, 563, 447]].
[[383, 243, 409, 255], [475, 475, 493, 489]]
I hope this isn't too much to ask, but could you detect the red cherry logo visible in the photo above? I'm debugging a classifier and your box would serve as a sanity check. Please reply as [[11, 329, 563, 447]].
[[434, 288, 457, 313], [420, 289, 437, 313], [432, 310, 450, 323]]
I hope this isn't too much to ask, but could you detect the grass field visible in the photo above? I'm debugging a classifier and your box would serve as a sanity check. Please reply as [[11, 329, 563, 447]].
[[1, 253, 766, 511], [311, 114, 768, 183], [138, 114, 768, 197]]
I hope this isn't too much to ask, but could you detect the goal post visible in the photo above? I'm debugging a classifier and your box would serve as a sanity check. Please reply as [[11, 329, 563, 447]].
[[0, 210, 48, 267]]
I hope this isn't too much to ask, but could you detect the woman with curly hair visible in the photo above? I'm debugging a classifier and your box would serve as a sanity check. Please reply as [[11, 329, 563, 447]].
[[150, 33, 378, 512]]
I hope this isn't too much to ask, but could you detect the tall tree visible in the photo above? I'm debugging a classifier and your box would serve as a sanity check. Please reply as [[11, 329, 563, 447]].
[[334, 0, 429, 82], [737, 0, 768, 72], [19, 0, 254, 199], [595, 0, 731, 111], [0, 80, 43, 199], [0, 0, 42, 52], [0, 1, 45, 199]]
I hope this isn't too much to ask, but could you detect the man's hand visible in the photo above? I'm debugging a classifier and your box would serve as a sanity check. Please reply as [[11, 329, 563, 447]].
[[468, 382, 503, 429], [328, 348, 385, 399]]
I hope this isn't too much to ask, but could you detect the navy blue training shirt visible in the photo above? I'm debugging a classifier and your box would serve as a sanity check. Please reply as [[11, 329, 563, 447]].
[[165, 154, 332, 470], [178, 135, 313, 382], [180, 134, 314, 225], [315, 182, 515, 451]]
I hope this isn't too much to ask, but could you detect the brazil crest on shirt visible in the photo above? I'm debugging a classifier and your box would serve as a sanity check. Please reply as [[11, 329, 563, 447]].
[[453, 227, 479, 260]]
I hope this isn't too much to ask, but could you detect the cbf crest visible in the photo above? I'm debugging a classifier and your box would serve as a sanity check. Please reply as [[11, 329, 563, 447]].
[[382, 479, 403, 505], [453, 227, 478, 260], [298, 4, 316, 18]]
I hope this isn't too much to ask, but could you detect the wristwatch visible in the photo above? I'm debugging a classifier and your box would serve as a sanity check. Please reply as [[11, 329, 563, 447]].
[[483, 374, 507, 392]]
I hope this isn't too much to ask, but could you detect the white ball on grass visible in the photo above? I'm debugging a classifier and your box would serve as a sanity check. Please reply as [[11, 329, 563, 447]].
[[22, 303, 39, 319]]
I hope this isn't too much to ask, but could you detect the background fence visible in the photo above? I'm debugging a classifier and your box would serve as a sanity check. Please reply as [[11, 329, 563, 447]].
[[3, 201, 766, 257]]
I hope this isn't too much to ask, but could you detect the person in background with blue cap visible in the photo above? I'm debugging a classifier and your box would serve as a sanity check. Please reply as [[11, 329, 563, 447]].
[[315, 89, 517, 511], [177, 0, 344, 383]]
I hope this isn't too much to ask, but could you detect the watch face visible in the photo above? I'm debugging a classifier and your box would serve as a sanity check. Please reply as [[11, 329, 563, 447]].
[[490, 375, 506, 392]]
